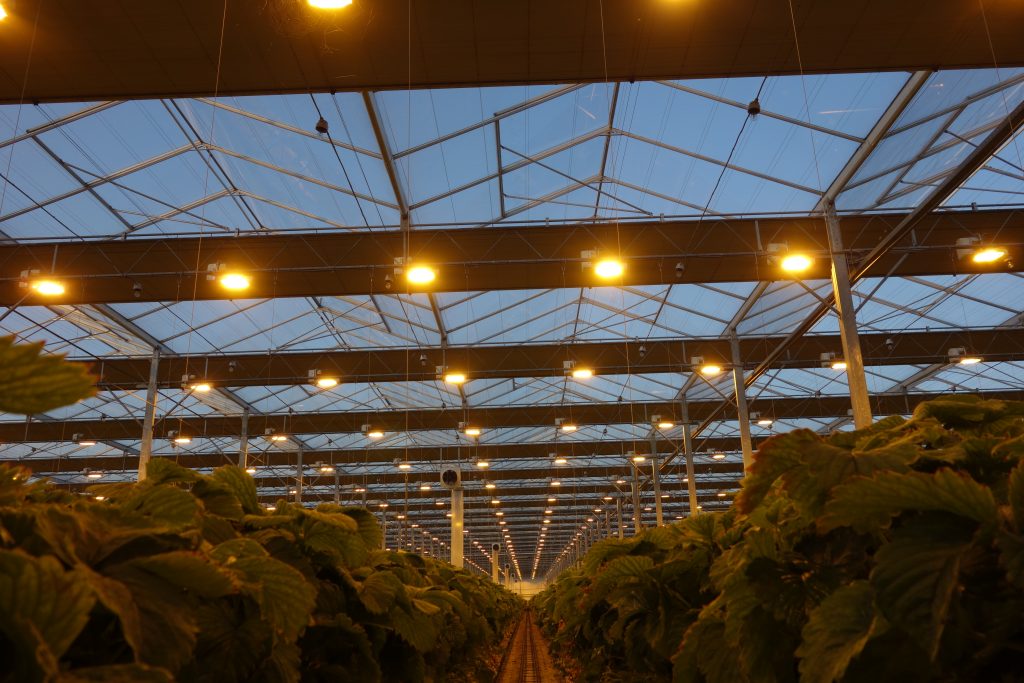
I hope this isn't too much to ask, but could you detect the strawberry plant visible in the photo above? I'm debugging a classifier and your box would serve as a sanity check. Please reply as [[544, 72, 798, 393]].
[[0, 461, 520, 682], [535, 395, 1024, 682]]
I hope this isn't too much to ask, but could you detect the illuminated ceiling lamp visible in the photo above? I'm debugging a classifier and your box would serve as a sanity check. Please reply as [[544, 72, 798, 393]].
[[459, 421, 481, 438], [19, 270, 65, 296], [207, 263, 251, 292], [767, 242, 813, 275], [168, 430, 191, 445], [751, 412, 773, 427], [652, 414, 674, 430], [555, 417, 577, 433], [956, 236, 1009, 266], [581, 249, 625, 280], [691, 356, 722, 377], [820, 352, 847, 371], [0, 4, 7, 20], [563, 359, 594, 380], [73, 433, 97, 447], [308, 0, 353, 9], [264, 428, 288, 443], [309, 369, 339, 389], [361, 423, 384, 439], [948, 347, 982, 366]]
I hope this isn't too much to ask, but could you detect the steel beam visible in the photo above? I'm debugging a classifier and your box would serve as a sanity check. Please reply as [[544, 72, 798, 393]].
[[2, 209, 1019, 306]]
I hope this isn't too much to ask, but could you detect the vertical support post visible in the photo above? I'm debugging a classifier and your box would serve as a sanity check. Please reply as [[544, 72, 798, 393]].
[[492, 544, 500, 583], [451, 487, 464, 569], [333, 471, 341, 505], [605, 510, 611, 539], [294, 446, 303, 504], [137, 348, 160, 482], [381, 511, 387, 549], [630, 465, 643, 534], [651, 456, 664, 527], [681, 398, 700, 516], [237, 407, 249, 468], [730, 333, 754, 469], [616, 497, 625, 538], [825, 201, 873, 429]]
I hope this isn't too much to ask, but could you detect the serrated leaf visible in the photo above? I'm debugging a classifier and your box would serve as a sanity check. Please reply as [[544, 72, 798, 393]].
[[870, 515, 974, 661], [390, 604, 439, 651], [83, 565, 199, 673], [820, 468, 998, 533], [212, 466, 261, 515], [0, 336, 96, 414], [121, 551, 236, 598], [0, 549, 95, 679], [144, 459, 199, 485], [359, 570, 403, 615], [118, 484, 199, 530], [797, 581, 877, 683], [342, 507, 384, 549], [230, 554, 316, 640]]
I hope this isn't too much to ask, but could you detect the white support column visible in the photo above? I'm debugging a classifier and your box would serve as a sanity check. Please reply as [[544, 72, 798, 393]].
[[826, 201, 873, 429], [616, 497, 625, 538], [630, 466, 643, 534], [730, 333, 754, 469], [491, 543, 500, 583], [333, 470, 341, 505], [604, 510, 611, 538], [237, 407, 249, 468], [451, 487, 464, 569], [137, 348, 160, 482], [651, 457, 664, 527], [294, 447, 303, 504], [681, 399, 700, 516]]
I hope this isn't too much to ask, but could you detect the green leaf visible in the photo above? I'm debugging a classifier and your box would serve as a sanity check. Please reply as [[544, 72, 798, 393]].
[[820, 468, 998, 533], [229, 554, 316, 640], [212, 466, 261, 516], [117, 484, 199, 530], [144, 459, 199, 485], [82, 565, 199, 672], [342, 507, 384, 549], [0, 336, 96, 414], [0, 550, 95, 679], [870, 515, 974, 661], [997, 530, 1024, 588], [359, 570, 403, 615], [390, 604, 439, 651], [121, 551, 236, 598], [797, 581, 877, 683]]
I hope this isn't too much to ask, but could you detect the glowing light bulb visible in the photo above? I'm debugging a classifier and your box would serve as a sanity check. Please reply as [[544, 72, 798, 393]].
[[959, 356, 982, 365], [632, 455, 646, 463], [190, 383, 212, 393], [397, 462, 412, 470], [780, 254, 813, 273], [571, 368, 594, 380], [78, 440, 97, 447], [173, 436, 192, 445], [711, 452, 726, 460], [971, 247, 1007, 264], [315, 377, 339, 389], [560, 423, 577, 433], [476, 460, 490, 468], [86, 471, 102, 479], [463, 427, 481, 437], [31, 280, 65, 296], [307, 0, 353, 8], [699, 364, 722, 377], [553, 457, 568, 465], [757, 418, 774, 426], [219, 273, 250, 291], [831, 360, 847, 371], [443, 372, 466, 385], [270, 434, 288, 442], [406, 265, 436, 285], [594, 259, 624, 279], [657, 421, 674, 430], [366, 429, 384, 439], [245, 467, 257, 474]]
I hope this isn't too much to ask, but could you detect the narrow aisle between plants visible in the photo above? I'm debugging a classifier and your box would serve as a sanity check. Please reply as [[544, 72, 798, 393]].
[[495, 608, 561, 683]]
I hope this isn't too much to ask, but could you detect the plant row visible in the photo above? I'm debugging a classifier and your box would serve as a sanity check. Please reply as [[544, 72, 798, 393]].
[[534, 395, 1024, 682], [0, 460, 520, 682]]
